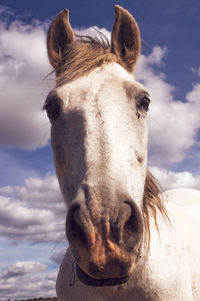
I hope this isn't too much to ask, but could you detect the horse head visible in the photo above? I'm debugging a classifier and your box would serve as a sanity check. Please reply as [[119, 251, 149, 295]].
[[45, 6, 154, 286]]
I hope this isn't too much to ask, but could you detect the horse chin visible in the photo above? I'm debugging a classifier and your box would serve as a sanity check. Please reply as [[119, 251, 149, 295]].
[[76, 265, 130, 287]]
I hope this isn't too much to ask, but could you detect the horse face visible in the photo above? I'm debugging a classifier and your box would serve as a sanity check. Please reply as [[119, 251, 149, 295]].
[[46, 5, 150, 285], [45, 62, 150, 284]]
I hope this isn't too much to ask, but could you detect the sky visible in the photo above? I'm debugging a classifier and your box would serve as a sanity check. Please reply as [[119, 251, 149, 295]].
[[0, 0, 200, 299]]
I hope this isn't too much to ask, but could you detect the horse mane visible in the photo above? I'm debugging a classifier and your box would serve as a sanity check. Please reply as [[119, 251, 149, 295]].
[[55, 34, 118, 87], [143, 169, 169, 250]]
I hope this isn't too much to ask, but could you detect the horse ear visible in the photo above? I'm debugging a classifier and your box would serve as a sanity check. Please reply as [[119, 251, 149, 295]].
[[111, 5, 141, 72], [47, 9, 75, 69]]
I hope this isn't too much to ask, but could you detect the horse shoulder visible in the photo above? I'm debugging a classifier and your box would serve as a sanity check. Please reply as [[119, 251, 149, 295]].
[[163, 188, 200, 244], [165, 188, 200, 299], [144, 188, 200, 300]]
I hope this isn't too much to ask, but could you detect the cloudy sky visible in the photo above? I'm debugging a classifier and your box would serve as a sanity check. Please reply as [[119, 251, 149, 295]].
[[0, 0, 200, 299]]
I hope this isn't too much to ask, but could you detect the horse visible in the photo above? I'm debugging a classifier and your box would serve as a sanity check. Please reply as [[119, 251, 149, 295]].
[[45, 5, 200, 300]]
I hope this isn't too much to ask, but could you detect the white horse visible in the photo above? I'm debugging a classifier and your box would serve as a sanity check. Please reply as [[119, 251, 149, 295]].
[[45, 5, 200, 300]]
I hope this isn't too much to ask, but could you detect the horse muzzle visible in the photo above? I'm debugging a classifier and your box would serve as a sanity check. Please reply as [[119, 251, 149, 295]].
[[66, 184, 144, 285]]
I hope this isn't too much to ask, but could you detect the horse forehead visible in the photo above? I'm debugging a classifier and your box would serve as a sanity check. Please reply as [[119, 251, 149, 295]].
[[57, 62, 144, 108]]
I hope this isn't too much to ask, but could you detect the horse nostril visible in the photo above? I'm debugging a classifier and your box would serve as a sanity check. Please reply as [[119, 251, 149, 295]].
[[124, 206, 138, 233], [73, 220, 88, 247], [123, 212, 138, 240], [122, 201, 143, 248], [66, 204, 89, 248]]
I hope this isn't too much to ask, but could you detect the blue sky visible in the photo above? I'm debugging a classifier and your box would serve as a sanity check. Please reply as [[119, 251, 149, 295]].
[[0, 0, 200, 299]]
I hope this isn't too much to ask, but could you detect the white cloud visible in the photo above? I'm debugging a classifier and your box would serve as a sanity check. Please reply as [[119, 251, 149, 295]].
[[50, 250, 66, 265], [0, 272, 56, 300], [0, 13, 52, 149], [0, 260, 57, 300], [0, 261, 46, 279], [0, 172, 63, 299], [0, 196, 65, 244], [46, 271, 58, 281], [150, 166, 200, 191], [11, 174, 65, 213], [191, 66, 200, 78], [135, 47, 200, 165], [0, 174, 66, 244]]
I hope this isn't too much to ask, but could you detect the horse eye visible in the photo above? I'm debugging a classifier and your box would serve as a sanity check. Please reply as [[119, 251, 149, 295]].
[[44, 97, 60, 121], [140, 96, 150, 111]]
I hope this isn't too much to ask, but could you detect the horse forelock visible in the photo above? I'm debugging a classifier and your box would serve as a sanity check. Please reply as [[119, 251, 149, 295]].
[[55, 34, 134, 87]]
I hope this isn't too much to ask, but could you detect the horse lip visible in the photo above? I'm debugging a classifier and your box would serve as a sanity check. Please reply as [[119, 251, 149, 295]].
[[76, 265, 130, 287]]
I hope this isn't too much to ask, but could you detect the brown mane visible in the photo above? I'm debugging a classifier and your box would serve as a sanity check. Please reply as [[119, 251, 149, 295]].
[[55, 35, 123, 87], [143, 170, 169, 250]]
